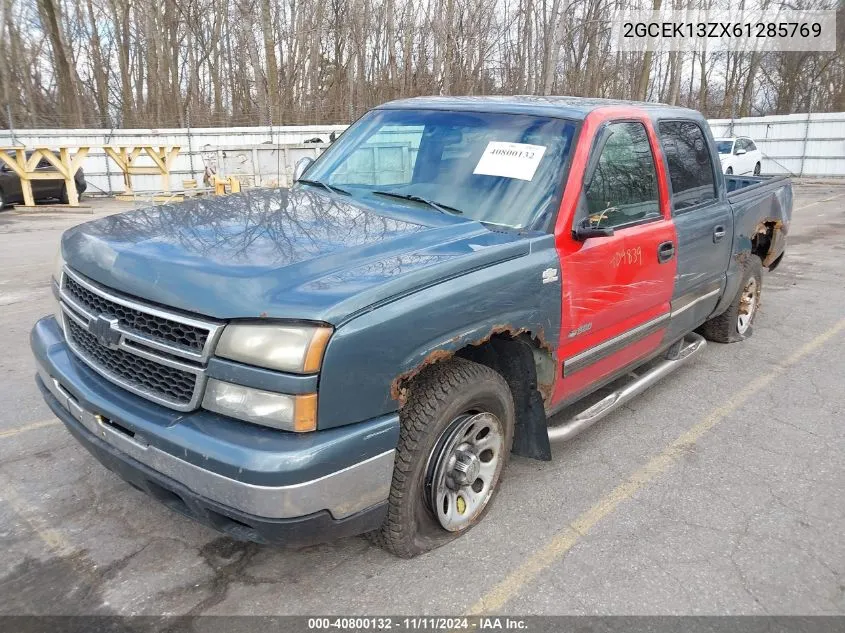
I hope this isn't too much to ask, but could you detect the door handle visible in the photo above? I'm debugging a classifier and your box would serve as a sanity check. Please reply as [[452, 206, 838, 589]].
[[657, 241, 675, 263], [713, 225, 726, 243]]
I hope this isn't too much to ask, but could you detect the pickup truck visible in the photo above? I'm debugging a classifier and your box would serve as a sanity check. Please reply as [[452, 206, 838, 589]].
[[31, 97, 792, 558]]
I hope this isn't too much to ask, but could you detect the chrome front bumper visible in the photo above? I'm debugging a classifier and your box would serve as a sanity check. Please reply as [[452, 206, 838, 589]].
[[32, 316, 399, 526], [38, 362, 394, 520]]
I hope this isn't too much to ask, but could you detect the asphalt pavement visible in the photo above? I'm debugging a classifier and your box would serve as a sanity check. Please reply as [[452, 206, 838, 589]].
[[1, 183, 844, 617]]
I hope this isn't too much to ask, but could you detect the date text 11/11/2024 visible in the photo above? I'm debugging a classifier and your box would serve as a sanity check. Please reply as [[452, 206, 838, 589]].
[[306, 617, 529, 630]]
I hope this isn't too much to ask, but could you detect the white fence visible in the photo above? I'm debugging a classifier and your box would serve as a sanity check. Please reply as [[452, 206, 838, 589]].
[[0, 125, 347, 194], [2, 112, 843, 194], [708, 112, 844, 177]]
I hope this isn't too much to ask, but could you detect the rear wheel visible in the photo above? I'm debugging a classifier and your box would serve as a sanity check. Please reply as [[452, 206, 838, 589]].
[[754, 162, 761, 176], [700, 255, 763, 343], [725, 167, 733, 175], [369, 357, 514, 558]]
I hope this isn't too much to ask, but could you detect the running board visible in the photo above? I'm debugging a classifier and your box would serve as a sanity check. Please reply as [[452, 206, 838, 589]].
[[547, 333, 707, 443]]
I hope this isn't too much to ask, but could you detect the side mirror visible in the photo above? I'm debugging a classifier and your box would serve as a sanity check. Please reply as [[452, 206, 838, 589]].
[[293, 156, 314, 182], [573, 216, 614, 241], [735, 148, 747, 156]]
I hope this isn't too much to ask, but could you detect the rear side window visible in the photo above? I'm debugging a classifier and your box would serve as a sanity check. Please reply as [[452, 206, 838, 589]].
[[584, 121, 660, 229], [658, 121, 717, 211]]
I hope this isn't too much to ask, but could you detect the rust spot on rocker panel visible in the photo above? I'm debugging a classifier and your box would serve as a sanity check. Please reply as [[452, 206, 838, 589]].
[[536, 379, 553, 404]]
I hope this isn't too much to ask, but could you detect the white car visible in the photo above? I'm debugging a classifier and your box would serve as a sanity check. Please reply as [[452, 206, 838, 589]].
[[715, 137, 763, 176]]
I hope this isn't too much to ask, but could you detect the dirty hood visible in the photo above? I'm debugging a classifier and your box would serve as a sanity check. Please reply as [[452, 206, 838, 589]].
[[61, 187, 528, 323]]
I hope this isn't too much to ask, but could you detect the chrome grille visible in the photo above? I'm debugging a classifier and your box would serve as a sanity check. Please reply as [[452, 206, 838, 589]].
[[66, 320, 197, 405], [59, 267, 224, 411], [64, 275, 209, 353]]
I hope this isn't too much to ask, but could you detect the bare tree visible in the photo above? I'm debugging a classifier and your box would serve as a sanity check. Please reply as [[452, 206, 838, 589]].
[[2, 0, 842, 129]]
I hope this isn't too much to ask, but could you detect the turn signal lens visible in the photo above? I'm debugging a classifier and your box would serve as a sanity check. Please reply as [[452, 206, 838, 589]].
[[202, 379, 317, 432]]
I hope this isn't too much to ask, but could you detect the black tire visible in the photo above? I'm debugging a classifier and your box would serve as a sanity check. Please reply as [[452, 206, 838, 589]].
[[58, 184, 69, 204], [699, 255, 763, 343], [0, 188, 6, 209], [725, 167, 733, 175], [754, 162, 761, 176], [369, 357, 515, 558]]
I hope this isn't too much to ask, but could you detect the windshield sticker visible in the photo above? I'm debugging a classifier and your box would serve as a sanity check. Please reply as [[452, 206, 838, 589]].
[[473, 142, 547, 181]]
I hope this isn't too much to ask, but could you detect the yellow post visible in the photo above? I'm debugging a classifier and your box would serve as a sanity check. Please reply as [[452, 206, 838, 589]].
[[103, 146, 180, 195], [59, 148, 79, 206], [17, 148, 35, 207], [0, 146, 89, 207]]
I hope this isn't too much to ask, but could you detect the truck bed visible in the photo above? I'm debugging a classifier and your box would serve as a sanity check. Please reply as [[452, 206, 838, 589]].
[[725, 173, 792, 272], [725, 173, 789, 197]]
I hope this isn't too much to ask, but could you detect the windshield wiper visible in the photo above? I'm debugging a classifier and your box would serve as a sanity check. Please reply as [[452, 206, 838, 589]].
[[371, 190, 463, 216], [296, 178, 350, 196]]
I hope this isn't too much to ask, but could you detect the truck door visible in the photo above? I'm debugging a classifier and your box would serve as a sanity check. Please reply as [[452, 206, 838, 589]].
[[656, 120, 733, 342], [551, 112, 677, 405]]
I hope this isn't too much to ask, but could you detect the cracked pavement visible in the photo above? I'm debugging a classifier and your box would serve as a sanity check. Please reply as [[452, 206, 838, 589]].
[[1, 183, 844, 616]]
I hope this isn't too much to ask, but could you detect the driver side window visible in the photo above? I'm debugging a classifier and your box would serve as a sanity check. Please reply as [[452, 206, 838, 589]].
[[585, 122, 660, 229]]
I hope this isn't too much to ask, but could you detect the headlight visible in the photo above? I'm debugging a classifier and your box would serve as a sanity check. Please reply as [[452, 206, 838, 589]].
[[202, 379, 317, 432], [215, 323, 332, 373], [52, 247, 65, 329]]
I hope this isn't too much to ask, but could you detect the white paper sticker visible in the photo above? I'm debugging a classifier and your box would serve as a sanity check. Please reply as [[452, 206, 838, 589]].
[[473, 142, 547, 181]]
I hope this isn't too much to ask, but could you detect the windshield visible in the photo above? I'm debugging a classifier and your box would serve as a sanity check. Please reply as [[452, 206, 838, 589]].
[[302, 108, 577, 229], [715, 140, 734, 154]]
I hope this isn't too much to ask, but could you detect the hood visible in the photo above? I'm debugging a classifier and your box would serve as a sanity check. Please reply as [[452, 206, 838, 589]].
[[61, 187, 529, 323]]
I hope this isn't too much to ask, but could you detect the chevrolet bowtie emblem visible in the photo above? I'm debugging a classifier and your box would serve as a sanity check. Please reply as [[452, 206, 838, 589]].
[[89, 315, 121, 349]]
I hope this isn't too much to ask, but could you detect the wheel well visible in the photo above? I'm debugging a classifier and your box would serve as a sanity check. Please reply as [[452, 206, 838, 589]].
[[752, 220, 783, 267], [455, 333, 554, 461]]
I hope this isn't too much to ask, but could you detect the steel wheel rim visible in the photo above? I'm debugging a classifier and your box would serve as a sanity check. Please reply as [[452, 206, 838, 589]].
[[737, 277, 758, 334], [427, 412, 505, 532]]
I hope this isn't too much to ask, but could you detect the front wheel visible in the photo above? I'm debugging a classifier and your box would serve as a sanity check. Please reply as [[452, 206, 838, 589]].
[[725, 167, 734, 175], [700, 255, 763, 343], [369, 358, 515, 558], [754, 162, 761, 176]]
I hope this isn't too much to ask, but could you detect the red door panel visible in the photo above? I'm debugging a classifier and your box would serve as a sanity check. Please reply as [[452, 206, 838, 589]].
[[551, 107, 678, 406]]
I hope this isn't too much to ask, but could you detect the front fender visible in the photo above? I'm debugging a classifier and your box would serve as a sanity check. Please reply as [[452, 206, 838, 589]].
[[316, 235, 562, 429]]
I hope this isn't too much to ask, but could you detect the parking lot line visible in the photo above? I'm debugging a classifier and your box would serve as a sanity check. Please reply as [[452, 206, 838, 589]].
[[467, 316, 845, 615], [794, 191, 845, 212], [0, 418, 60, 439], [0, 472, 76, 556]]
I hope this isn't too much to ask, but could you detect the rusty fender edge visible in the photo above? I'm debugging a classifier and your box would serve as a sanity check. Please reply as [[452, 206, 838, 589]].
[[389, 323, 556, 461], [389, 324, 555, 407]]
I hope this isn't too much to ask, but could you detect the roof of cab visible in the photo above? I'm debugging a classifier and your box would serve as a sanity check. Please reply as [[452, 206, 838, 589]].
[[377, 95, 702, 121]]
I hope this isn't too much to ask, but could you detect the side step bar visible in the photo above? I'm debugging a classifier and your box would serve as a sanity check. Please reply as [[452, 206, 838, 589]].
[[547, 333, 707, 443]]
